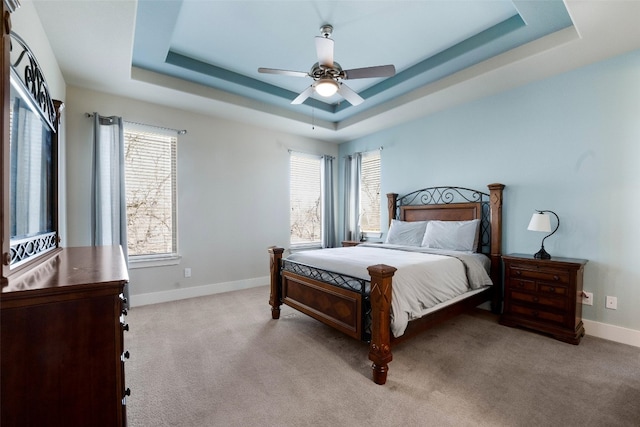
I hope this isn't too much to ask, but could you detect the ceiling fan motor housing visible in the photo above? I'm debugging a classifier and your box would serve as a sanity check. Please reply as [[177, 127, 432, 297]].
[[320, 24, 333, 38], [310, 62, 343, 81]]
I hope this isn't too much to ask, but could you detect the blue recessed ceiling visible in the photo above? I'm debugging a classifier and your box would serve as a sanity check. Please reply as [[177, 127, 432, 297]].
[[132, 0, 573, 125]]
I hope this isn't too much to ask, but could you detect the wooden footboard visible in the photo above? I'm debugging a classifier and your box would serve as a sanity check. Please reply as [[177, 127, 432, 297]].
[[281, 269, 364, 339], [269, 247, 397, 385]]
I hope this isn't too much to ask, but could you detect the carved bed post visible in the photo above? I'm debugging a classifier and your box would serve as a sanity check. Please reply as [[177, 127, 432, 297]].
[[387, 193, 398, 227], [488, 183, 505, 314], [367, 264, 397, 385], [268, 247, 285, 319]]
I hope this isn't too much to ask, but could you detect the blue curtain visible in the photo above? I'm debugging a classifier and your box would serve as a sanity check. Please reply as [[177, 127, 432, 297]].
[[321, 155, 336, 248], [91, 113, 129, 306], [343, 153, 361, 242]]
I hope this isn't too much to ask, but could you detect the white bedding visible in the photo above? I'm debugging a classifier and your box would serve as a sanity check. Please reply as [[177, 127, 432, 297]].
[[286, 244, 492, 337]]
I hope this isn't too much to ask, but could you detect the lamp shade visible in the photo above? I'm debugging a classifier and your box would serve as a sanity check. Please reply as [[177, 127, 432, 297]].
[[528, 212, 551, 232], [315, 78, 339, 97]]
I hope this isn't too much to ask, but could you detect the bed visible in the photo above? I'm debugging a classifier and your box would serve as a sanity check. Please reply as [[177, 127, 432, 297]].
[[268, 183, 505, 385]]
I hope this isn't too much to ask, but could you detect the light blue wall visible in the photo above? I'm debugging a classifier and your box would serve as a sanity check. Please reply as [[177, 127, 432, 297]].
[[339, 49, 640, 331]]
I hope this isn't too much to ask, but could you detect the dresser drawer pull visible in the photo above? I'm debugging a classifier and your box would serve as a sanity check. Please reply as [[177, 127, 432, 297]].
[[121, 322, 129, 332], [124, 388, 131, 397], [121, 350, 130, 362], [515, 270, 521, 276], [553, 275, 560, 281], [548, 287, 555, 292], [121, 308, 128, 316]]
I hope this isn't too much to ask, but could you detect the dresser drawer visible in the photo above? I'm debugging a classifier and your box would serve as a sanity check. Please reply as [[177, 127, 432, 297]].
[[509, 290, 568, 310], [508, 264, 570, 285]]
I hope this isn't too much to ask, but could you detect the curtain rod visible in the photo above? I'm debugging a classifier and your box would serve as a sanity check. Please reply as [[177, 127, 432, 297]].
[[85, 113, 187, 135], [344, 146, 383, 158], [288, 149, 335, 160]]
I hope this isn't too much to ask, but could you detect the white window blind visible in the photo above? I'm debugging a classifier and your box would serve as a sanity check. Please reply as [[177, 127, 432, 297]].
[[290, 152, 322, 247], [359, 150, 381, 233], [123, 126, 177, 257]]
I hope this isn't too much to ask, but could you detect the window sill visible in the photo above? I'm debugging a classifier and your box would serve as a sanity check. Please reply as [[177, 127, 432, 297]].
[[289, 244, 322, 253], [128, 254, 181, 269], [362, 232, 382, 239]]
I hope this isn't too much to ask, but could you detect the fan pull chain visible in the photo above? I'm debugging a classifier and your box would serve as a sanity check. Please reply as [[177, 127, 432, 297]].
[[312, 107, 315, 130]]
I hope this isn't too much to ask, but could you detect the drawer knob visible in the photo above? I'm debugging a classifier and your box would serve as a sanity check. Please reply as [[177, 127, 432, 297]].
[[124, 388, 131, 397], [121, 308, 128, 316], [549, 287, 555, 292], [121, 350, 130, 361], [553, 275, 559, 281], [121, 322, 129, 332], [515, 270, 521, 276]]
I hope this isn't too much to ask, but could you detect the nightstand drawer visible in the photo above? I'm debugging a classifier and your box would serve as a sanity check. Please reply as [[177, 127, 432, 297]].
[[509, 303, 566, 325], [508, 266, 569, 284], [506, 278, 536, 292], [509, 290, 567, 310], [539, 283, 567, 296]]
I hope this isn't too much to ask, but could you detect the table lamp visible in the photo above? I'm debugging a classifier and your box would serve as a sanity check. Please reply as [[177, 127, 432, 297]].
[[527, 210, 559, 259]]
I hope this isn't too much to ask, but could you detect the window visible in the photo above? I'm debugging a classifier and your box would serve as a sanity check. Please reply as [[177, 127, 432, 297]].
[[290, 153, 322, 247], [359, 150, 381, 234], [123, 126, 177, 259]]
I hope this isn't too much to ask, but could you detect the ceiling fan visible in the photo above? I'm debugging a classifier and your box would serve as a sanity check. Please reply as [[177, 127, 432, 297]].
[[258, 24, 395, 106]]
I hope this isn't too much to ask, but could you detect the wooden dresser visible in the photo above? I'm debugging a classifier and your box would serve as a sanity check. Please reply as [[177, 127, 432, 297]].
[[500, 253, 587, 344], [1, 246, 130, 427]]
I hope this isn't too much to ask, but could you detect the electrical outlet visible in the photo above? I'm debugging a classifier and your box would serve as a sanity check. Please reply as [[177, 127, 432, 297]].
[[605, 296, 617, 310], [184, 268, 192, 278], [581, 291, 593, 306]]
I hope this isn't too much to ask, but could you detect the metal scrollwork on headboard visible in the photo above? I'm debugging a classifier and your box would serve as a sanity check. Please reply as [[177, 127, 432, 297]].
[[10, 30, 57, 129], [397, 186, 485, 207]]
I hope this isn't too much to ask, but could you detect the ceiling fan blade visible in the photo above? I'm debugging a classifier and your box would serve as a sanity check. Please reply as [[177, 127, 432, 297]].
[[291, 85, 315, 105], [337, 83, 364, 106], [343, 65, 396, 80], [315, 36, 334, 67], [258, 67, 309, 78]]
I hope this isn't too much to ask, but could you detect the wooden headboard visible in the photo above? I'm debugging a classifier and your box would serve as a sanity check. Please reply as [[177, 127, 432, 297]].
[[387, 184, 505, 285], [400, 202, 482, 222]]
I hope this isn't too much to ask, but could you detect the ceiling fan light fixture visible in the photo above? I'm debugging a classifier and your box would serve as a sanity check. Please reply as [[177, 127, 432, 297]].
[[315, 78, 339, 97]]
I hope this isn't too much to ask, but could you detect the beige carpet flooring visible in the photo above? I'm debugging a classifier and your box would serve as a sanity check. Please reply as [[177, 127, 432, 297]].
[[124, 285, 640, 427]]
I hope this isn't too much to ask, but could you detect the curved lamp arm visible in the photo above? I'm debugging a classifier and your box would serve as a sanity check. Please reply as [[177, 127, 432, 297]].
[[537, 210, 559, 247]]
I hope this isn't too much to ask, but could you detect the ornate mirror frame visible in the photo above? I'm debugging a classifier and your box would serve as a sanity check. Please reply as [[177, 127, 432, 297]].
[[2, 0, 63, 283]]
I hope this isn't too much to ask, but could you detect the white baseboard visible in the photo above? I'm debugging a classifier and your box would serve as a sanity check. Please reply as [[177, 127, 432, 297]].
[[583, 319, 640, 348], [130, 276, 268, 307]]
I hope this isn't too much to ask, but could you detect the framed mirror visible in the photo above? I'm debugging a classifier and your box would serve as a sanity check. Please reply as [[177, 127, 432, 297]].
[[3, 30, 61, 274]]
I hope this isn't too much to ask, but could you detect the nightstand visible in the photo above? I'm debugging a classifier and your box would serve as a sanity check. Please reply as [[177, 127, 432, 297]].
[[500, 254, 588, 344]]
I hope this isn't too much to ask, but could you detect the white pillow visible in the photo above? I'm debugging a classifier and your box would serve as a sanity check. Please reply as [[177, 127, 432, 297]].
[[421, 219, 480, 252], [385, 220, 429, 247]]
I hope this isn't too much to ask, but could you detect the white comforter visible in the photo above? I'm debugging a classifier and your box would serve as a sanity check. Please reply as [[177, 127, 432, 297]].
[[286, 244, 492, 337]]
